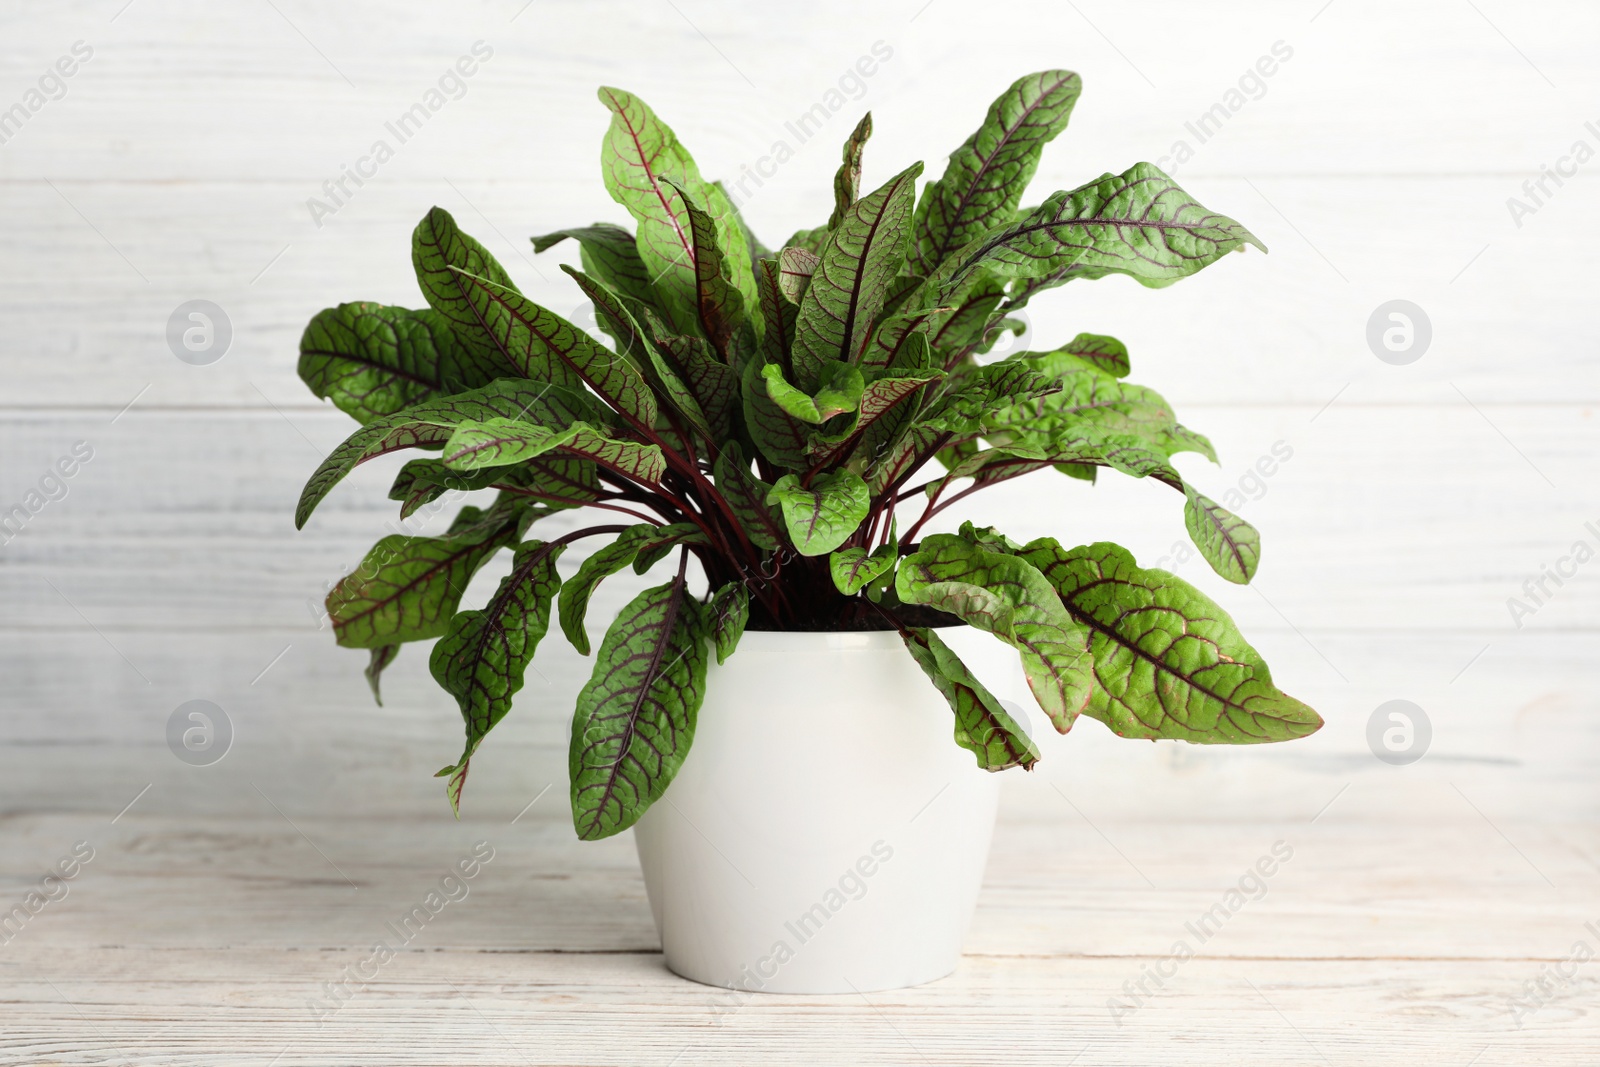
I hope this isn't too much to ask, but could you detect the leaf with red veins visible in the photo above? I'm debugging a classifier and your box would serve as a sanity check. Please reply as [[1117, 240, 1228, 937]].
[[1017, 540, 1319, 743], [944, 162, 1264, 298], [569, 575, 710, 840], [790, 162, 923, 390], [910, 70, 1082, 275], [432, 538, 567, 815]]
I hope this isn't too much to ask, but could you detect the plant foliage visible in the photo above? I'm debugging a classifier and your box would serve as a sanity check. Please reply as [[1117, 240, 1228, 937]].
[[295, 73, 1321, 838]]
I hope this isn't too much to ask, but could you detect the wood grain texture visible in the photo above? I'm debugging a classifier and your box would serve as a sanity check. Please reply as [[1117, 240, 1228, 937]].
[[1, 0, 1597, 1062]]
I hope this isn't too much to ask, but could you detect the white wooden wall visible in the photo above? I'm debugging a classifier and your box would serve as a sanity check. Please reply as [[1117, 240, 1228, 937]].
[[2, 1, 1598, 1061]]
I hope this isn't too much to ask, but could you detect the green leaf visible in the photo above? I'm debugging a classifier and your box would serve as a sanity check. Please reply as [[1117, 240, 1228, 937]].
[[1161, 423, 1218, 464], [558, 263, 653, 363], [756, 257, 799, 369], [654, 330, 737, 442], [558, 524, 699, 655], [809, 366, 942, 468], [365, 644, 400, 706], [596, 87, 757, 336], [445, 267, 660, 430], [830, 541, 897, 595], [440, 418, 667, 483], [868, 423, 947, 495], [706, 581, 749, 664], [431, 538, 566, 814], [326, 500, 528, 649], [298, 303, 500, 424], [767, 470, 870, 556], [1183, 485, 1261, 584], [925, 361, 1063, 433], [761, 361, 864, 425], [296, 379, 603, 529], [910, 70, 1082, 275], [829, 112, 873, 230], [791, 162, 924, 388], [1018, 540, 1320, 742], [631, 524, 710, 574], [776, 246, 820, 304], [712, 443, 786, 552], [1055, 332, 1130, 378], [990, 356, 1178, 445], [410, 207, 548, 381], [389, 456, 600, 519], [716, 180, 771, 263], [740, 356, 814, 471], [569, 574, 709, 840], [530, 223, 661, 314], [662, 179, 749, 358], [901, 627, 1040, 771], [896, 532, 1090, 730], [945, 163, 1265, 297]]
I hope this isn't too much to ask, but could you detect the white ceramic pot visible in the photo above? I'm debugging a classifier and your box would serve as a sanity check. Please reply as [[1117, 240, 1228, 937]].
[[632, 626, 1020, 994]]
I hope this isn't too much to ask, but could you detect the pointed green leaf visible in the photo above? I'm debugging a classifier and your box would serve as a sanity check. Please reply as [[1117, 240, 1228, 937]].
[[431, 539, 566, 813], [946, 163, 1265, 296], [1183, 485, 1261, 584], [530, 223, 661, 314], [1018, 540, 1320, 742], [706, 582, 749, 664], [440, 418, 666, 483], [761, 361, 864, 425], [296, 379, 602, 528], [445, 267, 660, 430], [298, 303, 500, 424], [901, 627, 1040, 771], [791, 162, 923, 388], [596, 87, 757, 336], [558, 524, 698, 655], [741, 357, 814, 471], [662, 179, 749, 358], [712, 443, 786, 552], [830, 541, 897, 596], [388, 455, 598, 519], [829, 112, 873, 229], [326, 501, 527, 649], [1055, 332, 1130, 378], [776, 246, 820, 304], [364, 644, 400, 706], [810, 367, 942, 468], [896, 532, 1090, 730], [756, 257, 799, 369], [411, 207, 548, 381], [569, 575, 709, 840], [559, 263, 653, 362], [911, 70, 1082, 275], [655, 330, 737, 442], [767, 470, 870, 556]]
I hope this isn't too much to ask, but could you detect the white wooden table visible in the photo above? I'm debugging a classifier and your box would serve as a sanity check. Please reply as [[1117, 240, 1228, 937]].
[[3, 0, 1598, 1062]]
